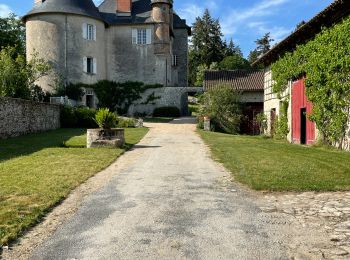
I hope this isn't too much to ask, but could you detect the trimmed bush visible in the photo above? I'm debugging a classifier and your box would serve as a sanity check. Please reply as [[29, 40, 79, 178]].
[[60, 106, 97, 128], [153, 106, 181, 117]]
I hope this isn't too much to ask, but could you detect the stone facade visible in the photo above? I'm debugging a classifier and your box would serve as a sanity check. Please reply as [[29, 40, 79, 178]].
[[24, 0, 190, 115], [0, 97, 60, 139]]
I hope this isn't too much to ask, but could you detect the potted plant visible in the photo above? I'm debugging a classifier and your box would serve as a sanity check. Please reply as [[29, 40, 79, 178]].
[[87, 108, 125, 148]]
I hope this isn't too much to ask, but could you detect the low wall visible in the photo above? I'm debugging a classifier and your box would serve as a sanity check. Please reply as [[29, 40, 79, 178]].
[[127, 87, 190, 116], [0, 97, 60, 139]]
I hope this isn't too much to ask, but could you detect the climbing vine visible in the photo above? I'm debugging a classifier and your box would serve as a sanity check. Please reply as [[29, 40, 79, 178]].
[[274, 99, 289, 139], [271, 16, 350, 147]]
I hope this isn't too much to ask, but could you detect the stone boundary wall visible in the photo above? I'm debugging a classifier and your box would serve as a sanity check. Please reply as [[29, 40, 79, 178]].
[[127, 87, 193, 116], [0, 97, 60, 139]]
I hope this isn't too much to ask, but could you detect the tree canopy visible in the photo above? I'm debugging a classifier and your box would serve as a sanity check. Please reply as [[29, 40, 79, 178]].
[[248, 33, 274, 64], [0, 14, 25, 56]]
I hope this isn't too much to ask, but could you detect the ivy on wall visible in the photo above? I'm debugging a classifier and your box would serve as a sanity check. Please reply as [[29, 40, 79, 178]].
[[271, 16, 350, 146]]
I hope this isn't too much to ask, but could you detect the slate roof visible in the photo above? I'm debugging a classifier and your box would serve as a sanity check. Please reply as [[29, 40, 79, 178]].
[[23, 0, 190, 34], [254, 0, 350, 66], [204, 70, 264, 92], [23, 0, 103, 22]]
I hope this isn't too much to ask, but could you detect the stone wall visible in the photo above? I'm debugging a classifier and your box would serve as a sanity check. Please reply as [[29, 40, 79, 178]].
[[0, 97, 60, 139], [128, 87, 189, 116]]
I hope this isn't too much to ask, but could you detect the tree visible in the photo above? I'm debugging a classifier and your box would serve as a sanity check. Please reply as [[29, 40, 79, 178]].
[[195, 62, 219, 87], [0, 14, 25, 56], [219, 55, 251, 70], [189, 9, 226, 86], [0, 46, 51, 100], [191, 9, 225, 66], [248, 33, 274, 64], [225, 38, 243, 57]]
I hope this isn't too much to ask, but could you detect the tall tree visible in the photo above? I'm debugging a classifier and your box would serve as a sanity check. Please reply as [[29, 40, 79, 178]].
[[189, 9, 226, 86], [225, 38, 243, 57], [248, 33, 274, 64], [219, 55, 251, 70], [0, 14, 25, 56]]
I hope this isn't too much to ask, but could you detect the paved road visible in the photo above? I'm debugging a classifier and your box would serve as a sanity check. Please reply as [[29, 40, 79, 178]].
[[31, 118, 291, 260]]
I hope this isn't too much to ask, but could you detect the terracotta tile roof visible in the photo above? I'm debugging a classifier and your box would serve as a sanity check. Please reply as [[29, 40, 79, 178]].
[[254, 0, 350, 66], [204, 70, 264, 92]]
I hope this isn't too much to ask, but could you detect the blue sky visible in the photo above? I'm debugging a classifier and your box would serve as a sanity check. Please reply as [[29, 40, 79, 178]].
[[0, 0, 334, 57]]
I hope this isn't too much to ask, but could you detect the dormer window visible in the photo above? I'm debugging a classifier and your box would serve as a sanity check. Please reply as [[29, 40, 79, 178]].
[[82, 23, 96, 41]]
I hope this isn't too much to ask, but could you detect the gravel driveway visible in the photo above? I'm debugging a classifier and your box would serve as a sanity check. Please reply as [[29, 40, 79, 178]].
[[28, 118, 325, 260]]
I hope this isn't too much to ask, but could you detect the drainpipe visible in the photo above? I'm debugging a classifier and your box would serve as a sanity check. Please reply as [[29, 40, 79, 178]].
[[64, 15, 68, 88]]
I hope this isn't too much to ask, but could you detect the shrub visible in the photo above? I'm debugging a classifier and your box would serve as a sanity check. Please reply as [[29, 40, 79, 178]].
[[54, 82, 84, 100], [94, 108, 118, 129], [60, 106, 78, 128], [75, 108, 97, 128], [199, 87, 242, 134], [153, 106, 181, 117], [60, 106, 97, 128], [117, 117, 136, 128]]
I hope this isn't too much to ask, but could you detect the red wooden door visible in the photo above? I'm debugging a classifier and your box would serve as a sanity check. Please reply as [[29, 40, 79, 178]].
[[292, 79, 315, 145]]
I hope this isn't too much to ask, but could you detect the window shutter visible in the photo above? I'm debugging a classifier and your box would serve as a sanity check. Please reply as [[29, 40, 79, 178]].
[[93, 24, 97, 41], [132, 29, 137, 44], [93, 58, 97, 74], [82, 23, 87, 39], [146, 29, 152, 44], [83, 57, 87, 73]]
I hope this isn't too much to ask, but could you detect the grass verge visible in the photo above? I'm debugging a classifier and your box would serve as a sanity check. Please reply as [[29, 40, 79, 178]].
[[199, 130, 350, 192], [0, 127, 149, 246]]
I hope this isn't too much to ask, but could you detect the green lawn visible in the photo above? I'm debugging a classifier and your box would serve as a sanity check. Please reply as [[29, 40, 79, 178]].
[[0, 127, 149, 246], [199, 131, 350, 192]]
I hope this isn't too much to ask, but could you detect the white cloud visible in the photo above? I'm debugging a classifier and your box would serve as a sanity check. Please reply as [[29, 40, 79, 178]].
[[0, 4, 12, 18], [177, 0, 219, 25], [221, 0, 291, 36]]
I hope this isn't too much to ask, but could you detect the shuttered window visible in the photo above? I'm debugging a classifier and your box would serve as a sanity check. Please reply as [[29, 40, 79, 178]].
[[83, 57, 97, 75], [132, 28, 152, 45], [82, 23, 96, 41]]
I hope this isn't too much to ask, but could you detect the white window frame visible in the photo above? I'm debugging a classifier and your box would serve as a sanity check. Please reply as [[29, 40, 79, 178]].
[[83, 57, 97, 75], [132, 28, 152, 45], [83, 23, 96, 41]]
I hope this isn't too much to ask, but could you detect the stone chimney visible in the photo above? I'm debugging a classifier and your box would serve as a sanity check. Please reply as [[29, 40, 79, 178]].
[[117, 0, 132, 16]]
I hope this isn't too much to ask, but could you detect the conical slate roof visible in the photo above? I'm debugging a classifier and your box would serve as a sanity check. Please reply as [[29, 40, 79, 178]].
[[23, 0, 103, 22]]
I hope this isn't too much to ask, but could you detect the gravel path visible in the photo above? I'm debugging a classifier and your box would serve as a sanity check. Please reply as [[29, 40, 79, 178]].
[[9, 118, 330, 260]]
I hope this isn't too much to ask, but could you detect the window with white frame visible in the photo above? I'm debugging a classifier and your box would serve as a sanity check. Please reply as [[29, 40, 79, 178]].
[[82, 23, 96, 41], [83, 57, 97, 75], [132, 28, 152, 45]]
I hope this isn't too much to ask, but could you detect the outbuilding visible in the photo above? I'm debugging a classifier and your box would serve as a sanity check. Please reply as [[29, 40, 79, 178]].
[[254, 0, 350, 148], [204, 70, 264, 135]]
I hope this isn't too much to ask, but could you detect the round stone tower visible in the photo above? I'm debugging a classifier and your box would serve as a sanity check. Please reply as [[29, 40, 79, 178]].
[[23, 0, 106, 93], [151, 0, 173, 55]]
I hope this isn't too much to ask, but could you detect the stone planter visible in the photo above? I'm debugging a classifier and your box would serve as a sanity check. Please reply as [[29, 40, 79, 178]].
[[87, 128, 125, 148]]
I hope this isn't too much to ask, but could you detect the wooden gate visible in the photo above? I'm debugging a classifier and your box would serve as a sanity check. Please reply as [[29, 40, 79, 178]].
[[292, 79, 315, 145]]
